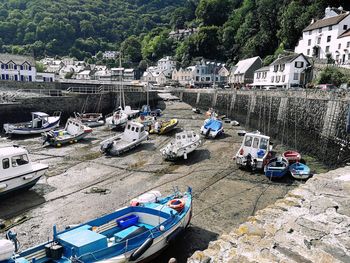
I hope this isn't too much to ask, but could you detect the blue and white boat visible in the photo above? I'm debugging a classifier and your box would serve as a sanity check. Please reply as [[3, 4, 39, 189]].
[[289, 162, 311, 180], [3, 112, 61, 135], [200, 118, 223, 138], [1, 187, 193, 263], [264, 157, 289, 179]]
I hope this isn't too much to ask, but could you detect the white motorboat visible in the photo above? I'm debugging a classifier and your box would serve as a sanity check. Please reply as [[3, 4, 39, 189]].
[[3, 112, 61, 135], [42, 118, 92, 147], [75, 112, 105, 127], [0, 145, 48, 196], [100, 121, 148, 156], [235, 131, 272, 170], [160, 131, 201, 160], [200, 117, 223, 138]]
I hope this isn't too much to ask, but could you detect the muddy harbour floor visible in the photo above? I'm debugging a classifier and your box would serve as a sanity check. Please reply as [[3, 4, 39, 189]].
[[0, 98, 309, 262]]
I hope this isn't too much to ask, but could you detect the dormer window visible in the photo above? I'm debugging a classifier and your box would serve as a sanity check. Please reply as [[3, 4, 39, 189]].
[[318, 28, 322, 33], [344, 25, 348, 30], [8, 62, 14, 70], [295, 61, 304, 68], [273, 65, 278, 72], [280, 64, 285, 71]]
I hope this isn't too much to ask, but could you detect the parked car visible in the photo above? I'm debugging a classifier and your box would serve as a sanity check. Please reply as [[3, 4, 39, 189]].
[[315, 84, 337, 90]]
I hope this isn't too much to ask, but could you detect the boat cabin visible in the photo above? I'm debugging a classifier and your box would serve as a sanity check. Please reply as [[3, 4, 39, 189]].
[[31, 112, 50, 128], [122, 122, 146, 142], [0, 146, 31, 177], [175, 131, 198, 145], [64, 118, 89, 135], [236, 132, 271, 169]]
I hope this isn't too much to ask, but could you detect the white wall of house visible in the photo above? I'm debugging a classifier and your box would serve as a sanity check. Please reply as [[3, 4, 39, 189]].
[[0, 60, 36, 82], [156, 56, 176, 78], [294, 7, 350, 64], [36, 72, 55, 82]]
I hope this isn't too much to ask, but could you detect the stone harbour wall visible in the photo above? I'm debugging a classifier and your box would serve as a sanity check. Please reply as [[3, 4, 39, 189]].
[[188, 166, 350, 263], [173, 89, 350, 166], [0, 91, 158, 128]]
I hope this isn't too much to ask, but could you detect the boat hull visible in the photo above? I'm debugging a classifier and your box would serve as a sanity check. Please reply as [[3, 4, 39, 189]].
[[0, 166, 47, 196], [45, 131, 91, 146], [289, 163, 311, 179], [3, 119, 60, 135], [161, 139, 201, 160], [101, 133, 148, 156]]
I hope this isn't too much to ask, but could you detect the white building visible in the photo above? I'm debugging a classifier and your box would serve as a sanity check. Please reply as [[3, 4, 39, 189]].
[[76, 70, 91, 80], [0, 53, 36, 82], [252, 54, 311, 89], [172, 60, 228, 87], [142, 70, 167, 85], [295, 6, 350, 64], [230, 56, 262, 87], [36, 72, 55, 82], [103, 51, 118, 59], [156, 56, 176, 78], [124, 68, 136, 81]]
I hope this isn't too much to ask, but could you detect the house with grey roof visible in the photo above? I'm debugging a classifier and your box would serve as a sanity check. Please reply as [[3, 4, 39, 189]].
[[0, 53, 36, 82], [252, 54, 311, 89], [229, 56, 262, 88], [295, 6, 350, 65]]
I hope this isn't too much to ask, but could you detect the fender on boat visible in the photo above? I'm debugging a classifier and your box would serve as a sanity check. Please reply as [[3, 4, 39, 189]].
[[129, 237, 154, 261], [166, 227, 184, 243]]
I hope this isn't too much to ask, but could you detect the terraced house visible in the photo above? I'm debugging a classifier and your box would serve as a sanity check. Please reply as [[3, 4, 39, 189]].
[[0, 53, 36, 82], [295, 6, 350, 65]]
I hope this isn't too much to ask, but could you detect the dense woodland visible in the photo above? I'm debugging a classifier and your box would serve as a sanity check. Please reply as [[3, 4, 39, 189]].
[[1, 0, 350, 67]]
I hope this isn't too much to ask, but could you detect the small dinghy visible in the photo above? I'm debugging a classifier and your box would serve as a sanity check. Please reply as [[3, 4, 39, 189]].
[[282, 150, 301, 163], [100, 121, 148, 156], [1, 187, 193, 263], [235, 131, 272, 170], [149, 119, 178, 135], [3, 112, 61, 135], [289, 162, 311, 179], [42, 118, 92, 147], [160, 131, 201, 160], [200, 118, 223, 138], [231, 120, 240, 126], [75, 112, 105, 127], [0, 145, 48, 196], [264, 157, 289, 179]]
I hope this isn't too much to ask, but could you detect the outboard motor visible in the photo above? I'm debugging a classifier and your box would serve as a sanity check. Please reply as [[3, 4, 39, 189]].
[[6, 230, 19, 252], [100, 141, 113, 154], [205, 128, 211, 138]]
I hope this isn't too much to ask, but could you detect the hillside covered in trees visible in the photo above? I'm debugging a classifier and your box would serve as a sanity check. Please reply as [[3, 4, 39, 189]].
[[1, 0, 350, 67]]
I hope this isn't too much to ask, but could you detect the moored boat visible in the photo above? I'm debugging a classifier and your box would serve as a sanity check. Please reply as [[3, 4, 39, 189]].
[[235, 131, 272, 170], [264, 157, 289, 179], [75, 112, 105, 127], [106, 106, 140, 130], [42, 118, 92, 147], [160, 131, 201, 160], [282, 150, 301, 163], [0, 145, 48, 196], [100, 121, 148, 156], [149, 119, 178, 135], [3, 112, 61, 135], [289, 162, 311, 179], [1, 187, 193, 263], [200, 118, 223, 138]]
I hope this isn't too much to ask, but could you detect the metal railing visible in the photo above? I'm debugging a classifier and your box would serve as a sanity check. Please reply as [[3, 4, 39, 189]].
[[66, 85, 145, 94]]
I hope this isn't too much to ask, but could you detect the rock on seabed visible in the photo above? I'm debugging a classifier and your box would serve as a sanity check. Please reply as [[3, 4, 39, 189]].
[[188, 167, 350, 263]]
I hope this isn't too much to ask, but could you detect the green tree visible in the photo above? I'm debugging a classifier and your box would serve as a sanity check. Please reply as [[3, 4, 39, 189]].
[[196, 0, 231, 26], [317, 67, 347, 86], [121, 36, 142, 63]]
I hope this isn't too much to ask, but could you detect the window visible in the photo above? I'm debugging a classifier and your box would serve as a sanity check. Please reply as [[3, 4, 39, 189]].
[[280, 64, 285, 71], [197, 69, 199, 74], [317, 37, 321, 44], [260, 138, 268, 150], [2, 158, 9, 169], [271, 76, 274, 83], [307, 49, 310, 55], [344, 25, 348, 30], [8, 63, 14, 70], [252, 138, 259, 149], [244, 136, 253, 147], [282, 75, 285, 82], [308, 39, 311, 46], [273, 65, 278, 72], [347, 42, 350, 48], [141, 127, 144, 132], [308, 30, 312, 35], [205, 77, 210, 81], [276, 76, 280, 83], [319, 28, 322, 33], [11, 155, 29, 167], [327, 36, 331, 42], [326, 46, 330, 52], [135, 127, 139, 132], [295, 61, 304, 68], [293, 73, 299, 80], [339, 43, 341, 49], [329, 25, 332, 30], [127, 124, 131, 130]]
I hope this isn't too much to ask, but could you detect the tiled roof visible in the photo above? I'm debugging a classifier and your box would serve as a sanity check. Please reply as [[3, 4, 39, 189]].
[[234, 56, 261, 74], [303, 13, 349, 31], [338, 28, 350, 38], [0, 53, 35, 65], [271, 54, 302, 65]]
